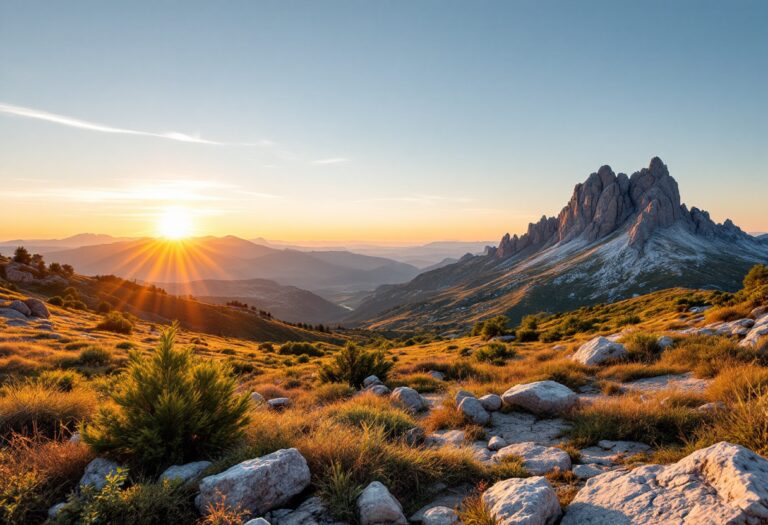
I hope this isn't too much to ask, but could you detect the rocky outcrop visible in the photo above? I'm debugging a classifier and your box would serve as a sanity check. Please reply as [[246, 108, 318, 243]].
[[571, 336, 627, 365], [492, 157, 750, 259], [197, 448, 310, 516], [356, 481, 407, 525], [79, 458, 120, 491], [501, 381, 578, 415], [482, 477, 561, 525], [562, 442, 768, 524], [494, 442, 571, 475]]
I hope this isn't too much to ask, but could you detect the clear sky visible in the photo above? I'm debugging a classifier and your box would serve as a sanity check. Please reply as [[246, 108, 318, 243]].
[[1, 0, 766, 242]]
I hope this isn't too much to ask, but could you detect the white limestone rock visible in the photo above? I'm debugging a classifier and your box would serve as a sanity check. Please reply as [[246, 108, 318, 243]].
[[357, 481, 407, 525], [391, 386, 425, 413], [422, 506, 460, 525], [494, 442, 571, 475], [482, 477, 561, 525], [572, 336, 627, 365], [160, 460, 212, 485], [79, 458, 120, 491], [479, 394, 502, 412], [458, 396, 490, 425], [501, 381, 578, 415]]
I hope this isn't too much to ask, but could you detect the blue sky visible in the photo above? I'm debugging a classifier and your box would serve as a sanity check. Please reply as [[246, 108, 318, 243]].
[[0, 0, 766, 241]]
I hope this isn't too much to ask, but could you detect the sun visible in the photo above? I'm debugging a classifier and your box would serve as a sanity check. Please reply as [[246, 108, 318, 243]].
[[157, 207, 193, 240]]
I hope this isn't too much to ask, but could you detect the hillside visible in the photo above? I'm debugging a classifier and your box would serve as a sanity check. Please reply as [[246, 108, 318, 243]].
[[351, 158, 768, 332]]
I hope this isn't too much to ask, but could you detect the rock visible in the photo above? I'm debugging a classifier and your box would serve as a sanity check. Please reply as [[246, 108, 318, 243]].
[[404, 427, 425, 446], [363, 375, 383, 388], [689, 305, 712, 313], [9, 299, 31, 316], [490, 335, 516, 342], [488, 411, 571, 446], [391, 387, 425, 413], [428, 370, 445, 381], [197, 448, 311, 516], [410, 485, 473, 523], [563, 442, 768, 524], [68, 431, 81, 445], [458, 396, 490, 425], [697, 401, 726, 413], [267, 397, 291, 410], [48, 501, 67, 518], [357, 481, 407, 525], [479, 394, 502, 412], [5, 318, 28, 326], [24, 298, 50, 318], [740, 314, 768, 348], [501, 380, 578, 415], [4, 266, 35, 283], [0, 307, 28, 320], [657, 335, 674, 349], [454, 390, 474, 405], [572, 336, 627, 365], [494, 442, 571, 475], [482, 477, 561, 525], [160, 460, 212, 485], [244, 519, 271, 525], [572, 464, 605, 479], [251, 392, 265, 404], [425, 429, 466, 448], [750, 306, 768, 319], [422, 506, 460, 525], [80, 458, 120, 491], [367, 384, 391, 396], [488, 436, 507, 451], [579, 440, 650, 466], [271, 496, 344, 525], [623, 372, 709, 394]]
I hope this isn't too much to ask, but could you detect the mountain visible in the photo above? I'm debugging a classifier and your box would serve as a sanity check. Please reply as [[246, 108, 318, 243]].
[[43, 236, 420, 295], [350, 157, 768, 332], [156, 278, 349, 324], [0, 233, 135, 256]]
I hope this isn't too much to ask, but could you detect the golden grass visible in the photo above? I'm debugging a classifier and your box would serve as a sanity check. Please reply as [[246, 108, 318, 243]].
[[707, 365, 768, 403]]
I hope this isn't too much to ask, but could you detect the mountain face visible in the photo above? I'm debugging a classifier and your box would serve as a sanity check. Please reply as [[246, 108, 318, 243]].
[[350, 157, 768, 333], [156, 278, 349, 324]]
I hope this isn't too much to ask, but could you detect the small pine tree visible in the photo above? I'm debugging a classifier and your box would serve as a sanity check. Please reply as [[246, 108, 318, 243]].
[[82, 323, 250, 473], [13, 246, 31, 265], [319, 343, 393, 388], [61, 264, 75, 277]]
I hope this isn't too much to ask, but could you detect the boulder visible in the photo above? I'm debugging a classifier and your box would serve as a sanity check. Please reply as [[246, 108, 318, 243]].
[[479, 394, 502, 412], [48, 502, 67, 519], [454, 389, 474, 405], [750, 306, 768, 319], [501, 381, 578, 415], [270, 496, 343, 525], [494, 442, 571, 475], [657, 335, 674, 349], [357, 481, 407, 525], [363, 375, 383, 388], [4, 266, 34, 282], [251, 392, 265, 405], [458, 396, 490, 425], [572, 336, 627, 365], [428, 370, 445, 381], [267, 397, 291, 410], [9, 299, 31, 316], [160, 460, 212, 485], [25, 298, 50, 318], [79, 458, 120, 491], [197, 448, 311, 516], [425, 429, 466, 448], [562, 442, 768, 524], [572, 464, 605, 479], [244, 519, 271, 525], [740, 314, 768, 348], [488, 436, 507, 451], [0, 307, 28, 320], [422, 506, 460, 525], [391, 386, 425, 413], [482, 477, 561, 525], [404, 427, 425, 446], [579, 440, 650, 466], [367, 384, 391, 396]]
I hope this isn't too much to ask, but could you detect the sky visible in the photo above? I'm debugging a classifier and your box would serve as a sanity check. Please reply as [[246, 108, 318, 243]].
[[1, 0, 766, 243]]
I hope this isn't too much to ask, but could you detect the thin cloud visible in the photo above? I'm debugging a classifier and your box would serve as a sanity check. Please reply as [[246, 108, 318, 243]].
[[311, 157, 350, 165], [0, 102, 269, 146]]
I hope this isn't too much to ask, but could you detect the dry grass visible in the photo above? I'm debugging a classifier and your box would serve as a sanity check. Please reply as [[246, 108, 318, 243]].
[[457, 485, 497, 525], [597, 362, 687, 382], [704, 304, 753, 324], [707, 365, 768, 404]]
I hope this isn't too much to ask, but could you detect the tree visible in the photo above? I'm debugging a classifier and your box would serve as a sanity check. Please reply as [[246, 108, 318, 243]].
[[61, 264, 75, 277], [13, 246, 31, 265], [319, 343, 393, 388], [82, 323, 251, 473], [48, 262, 62, 274], [471, 315, 509, 340]]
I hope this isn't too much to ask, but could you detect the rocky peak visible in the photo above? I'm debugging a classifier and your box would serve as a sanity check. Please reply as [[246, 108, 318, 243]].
[[493, 156, 748, 259]]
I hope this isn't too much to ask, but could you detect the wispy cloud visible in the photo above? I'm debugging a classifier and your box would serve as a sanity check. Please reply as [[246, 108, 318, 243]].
[[311, 157, 350, 165], [0, 102, 269, 146], [356, 195, 474, 205]]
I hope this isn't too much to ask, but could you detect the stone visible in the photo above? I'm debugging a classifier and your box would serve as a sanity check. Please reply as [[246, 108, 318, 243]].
[[24, 298, 50, 318], [410, 484, 473, 523], [9, 299, 31, 316], [740, 314, 768, 348], [428, 370, 445, 381], [490, 335, 516, 342], [160, 460, 212, 485], [0, 307, 28, 320], [562, 442, 768, 524], [458, 396, 490, 425], [623, 372, 709, 394], [750, 306, 768, 319], [367, 384, 391, 396], [578, 440, 651, 466], [572, 336, 627, 365], [482, 477, 561, 525], [267, 397, 291, 410], [197, 448, 311, 516], [80, 458, 120, 491], [454, 389, 474, 405], [488, 436, 507, 451], [657, 335, 674, 349], [391, 386, 425, 413], [494, 442, 571, 475], [4, 266, 34, 283], [271, 496, 344, 525], [572, 464, 605, 479], [244, 519, 271, 525], [357, 481, 407, 525], [425, 429, 466, 448], [488, 411, 571, 446], [479, 394, 502, 412], [404, 427, 425, 446], [251, 391, 265, 404], [48, 502, 67, 519], [68, 431, 81, 445], [697, 401, 726, 413], [363, 375, 383, 388], [422, 506, 460, 525], [501, 381, 578, 415]]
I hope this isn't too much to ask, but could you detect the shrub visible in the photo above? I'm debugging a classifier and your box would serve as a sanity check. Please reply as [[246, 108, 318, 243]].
[[97, 301, 112, 314], [82, 324, 250, 474], [316, 461, 363, 523], [48, 296, 65, 307], [63, 299, 88, 310], [744, 264, 768, 290], [96, 312, 134, 335], [515, 328, 539, 342], [472, 316, 509, 340], [78, 346, 112, 367], [115, 341, 135, 350], [617, 315, 641, 326], [622, 333, 662, 363], [391, 372, 444, 393], [0, 383, 97, 439], [37, 370, 83, 392], [659, 335, 766, 377], [327, 395, 416, 438], [474, 343, 515, 365], [279, 342, 323, 357], [319, 343, 393, 388], [704, 304, 753, 323], [311, 383, 356, 404]]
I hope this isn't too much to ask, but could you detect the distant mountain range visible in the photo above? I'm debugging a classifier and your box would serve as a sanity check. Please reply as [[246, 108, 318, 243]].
[[0, 233, 137, 255], [350, 157, 768, 333]]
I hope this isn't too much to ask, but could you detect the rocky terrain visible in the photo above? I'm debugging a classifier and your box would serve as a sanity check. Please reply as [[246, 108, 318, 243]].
[[350, 158, 768, 332]]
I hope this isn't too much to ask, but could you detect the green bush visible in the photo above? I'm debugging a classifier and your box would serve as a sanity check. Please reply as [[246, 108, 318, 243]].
[[471, 315, 509, 340], [316, 461, 363, 523], [38, 370, 83, 392], [97, 301, 112, 314], [319, 343, 393, 388], [744, 264, 768, 290], [279, 342, 323, 357], [474, 343, 516, 365], [82, 324, 250, 473], [96, 312, 134, 335], [78, 346, 112, 367], [515, 328, 539, 342], [48, 296, 65, 307], [622, 333, 662, 363]]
